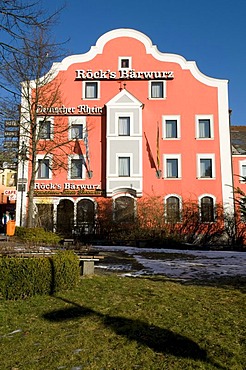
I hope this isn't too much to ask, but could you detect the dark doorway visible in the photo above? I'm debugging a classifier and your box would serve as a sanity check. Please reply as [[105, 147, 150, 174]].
[[76, 199, 95, 235], [57, 199, 74, 236], [114, 196, 135, 223], [35, 203, 54, 231]]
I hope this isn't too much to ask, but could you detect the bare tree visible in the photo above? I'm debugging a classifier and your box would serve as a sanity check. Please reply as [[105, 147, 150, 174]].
[[2, 23, 76, 228], [0, 0, 63, 93]]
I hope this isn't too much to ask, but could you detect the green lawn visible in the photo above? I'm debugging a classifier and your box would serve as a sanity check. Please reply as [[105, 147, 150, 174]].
[[0, 275, 245, 369]]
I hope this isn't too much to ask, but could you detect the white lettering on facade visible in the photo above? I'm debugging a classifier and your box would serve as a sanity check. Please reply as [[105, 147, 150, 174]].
[[36, 104, 103, 116], [75, 69, 174, 80], [36, 105, 76, 115], [77, 105, 103, 114], [34, 183, 62, 190]]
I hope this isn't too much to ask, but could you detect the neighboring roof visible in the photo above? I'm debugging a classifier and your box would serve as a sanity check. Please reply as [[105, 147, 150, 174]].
[[230, 126, 246, 154]]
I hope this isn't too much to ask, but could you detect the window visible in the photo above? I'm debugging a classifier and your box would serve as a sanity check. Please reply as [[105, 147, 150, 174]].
[[199, 119, 210, 138], [166, 120, 177, 138], [121, 59, 129, 68], [242, 165, 246, 177], [167, 159, 178, 178], [164, 155, 181, 178], [197, 154, 215, 179], [200, 196, 214, 222], [118, 57, 132, 70], [200, 159, 212, 178], [150, 81, 165, 99], [39, 121, 51, 139], [163, 116, 180, 139], [37, 158, 50, 179], [69, 117, 86, 140], [196, 115, 214, 139], [118, 117, 130, 136], [71, 124, 83, 139], [118, 157, 130, 177], [84, 81, 99, 99], [114, 196, 135, 222], [239, 160, 246, 182], [166, 196, 181, 223], [37, 118, 53, 139], [71, 158, 84, 179]]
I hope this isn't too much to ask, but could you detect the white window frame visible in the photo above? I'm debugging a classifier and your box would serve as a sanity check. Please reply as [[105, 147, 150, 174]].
[[149, 80, 166, 100], [239, 160, 246, 182], [198, 194, 216, 222], [116, 154, 132, 177], [113, 194, 136, 222], [69, 116, 86, 140], [197, 154, 215, 179], [118, 56, 132, 70], [164, 154, 181, 179], [82, 81, 100, 100], [36, 154, 52, 180], [116, 112, 133, 136], [164, 194, 182, 222], [195, 115, 214, 139], [37, 116, 54, 140], [162, 115, 181, 139], [68, 154, 86, 180]]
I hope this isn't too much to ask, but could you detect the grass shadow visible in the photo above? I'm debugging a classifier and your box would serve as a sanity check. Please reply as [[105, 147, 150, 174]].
[[42, 297, 225, 368]]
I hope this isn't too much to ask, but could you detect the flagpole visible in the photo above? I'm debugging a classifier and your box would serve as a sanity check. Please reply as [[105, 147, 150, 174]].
[[156, 122, 161, 178]]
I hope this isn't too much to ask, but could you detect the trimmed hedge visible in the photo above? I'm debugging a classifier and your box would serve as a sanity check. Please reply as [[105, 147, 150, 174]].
[[15, 227, 62, 245], [0, 251, 80, 300]]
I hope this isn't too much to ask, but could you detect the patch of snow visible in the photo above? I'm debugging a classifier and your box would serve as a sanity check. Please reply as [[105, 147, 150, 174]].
[[93, 246, 246, 280]]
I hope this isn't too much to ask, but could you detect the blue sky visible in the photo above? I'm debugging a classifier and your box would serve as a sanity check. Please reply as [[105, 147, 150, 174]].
[[41, 0, 246, 125]]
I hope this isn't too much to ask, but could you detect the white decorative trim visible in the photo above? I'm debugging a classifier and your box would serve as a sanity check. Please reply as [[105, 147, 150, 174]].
[[34, 28, 228, 87], [217, 83, 234, 211]]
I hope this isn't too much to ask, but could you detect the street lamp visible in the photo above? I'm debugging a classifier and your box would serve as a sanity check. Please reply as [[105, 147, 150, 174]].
[[19, 141, 27, 227]]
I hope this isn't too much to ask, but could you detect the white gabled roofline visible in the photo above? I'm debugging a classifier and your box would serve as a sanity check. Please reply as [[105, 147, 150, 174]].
[[41, 28, 228, 88], [105, 88, 143, 106]]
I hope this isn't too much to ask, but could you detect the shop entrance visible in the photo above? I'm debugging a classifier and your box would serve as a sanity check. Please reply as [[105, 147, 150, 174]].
[[57, 199, 74, 237], [76, 199, 96, 235], [35, 204, 54, 231]]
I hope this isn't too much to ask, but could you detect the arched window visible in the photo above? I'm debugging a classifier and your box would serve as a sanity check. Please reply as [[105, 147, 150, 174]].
[[114, 196, 135, 223], [166, 196, 180, 223], [201, 196, 214, 222], [77, 199, 95, 234], [77, 199, 95, 223], [57, 199, 74, 236]]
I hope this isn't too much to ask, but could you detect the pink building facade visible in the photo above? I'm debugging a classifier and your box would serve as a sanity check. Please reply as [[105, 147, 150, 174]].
[[16, 29, 235, 236]]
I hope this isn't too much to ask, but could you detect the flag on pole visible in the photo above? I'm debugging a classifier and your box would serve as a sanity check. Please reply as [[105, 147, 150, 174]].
[[73, 138, 83, 155], [73, 138, 89, 174], [157, 122, 160, 170], [84, 126, 90, 171]]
